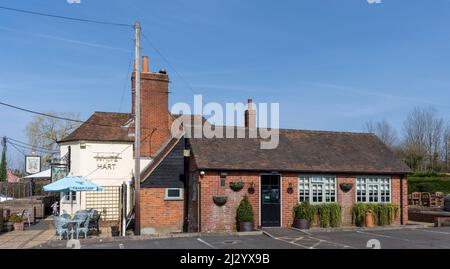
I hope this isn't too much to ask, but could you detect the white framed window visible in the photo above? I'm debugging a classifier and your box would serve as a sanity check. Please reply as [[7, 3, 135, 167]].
[[356, 176, 391, 203], [63, 191, 76, 203], [298, 175, 336, 203], [165, 188, 184, 201]]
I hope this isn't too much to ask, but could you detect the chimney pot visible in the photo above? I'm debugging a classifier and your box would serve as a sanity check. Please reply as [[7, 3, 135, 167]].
[[248, 99, 253, 110], [142, 56, 149, 73]]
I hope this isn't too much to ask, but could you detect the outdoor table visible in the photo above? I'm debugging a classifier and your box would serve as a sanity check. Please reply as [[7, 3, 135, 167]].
[[67, 218, 85, 240]]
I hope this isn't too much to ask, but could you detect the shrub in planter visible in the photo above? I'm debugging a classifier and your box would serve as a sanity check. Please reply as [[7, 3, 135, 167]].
[[314, 203, 341, 228], [293, 201, 315, 229], [9, 215, 24, 231], [236, 196, 254, 232], [230, 181, 245, 192], [351, 203, 399, 227]]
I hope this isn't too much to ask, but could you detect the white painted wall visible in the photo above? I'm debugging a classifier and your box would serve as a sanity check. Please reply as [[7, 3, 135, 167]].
[[58, 141, 136, 216]]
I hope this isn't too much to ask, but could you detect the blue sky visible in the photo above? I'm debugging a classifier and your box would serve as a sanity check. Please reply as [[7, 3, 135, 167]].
[[1, 0, 450, 165]]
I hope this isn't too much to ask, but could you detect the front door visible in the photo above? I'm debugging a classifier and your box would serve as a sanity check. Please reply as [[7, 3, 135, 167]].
[[261, 175, 281, 227]]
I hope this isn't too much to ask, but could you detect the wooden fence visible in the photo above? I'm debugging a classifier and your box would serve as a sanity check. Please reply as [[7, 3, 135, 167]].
[[0, 181, 50, 199]]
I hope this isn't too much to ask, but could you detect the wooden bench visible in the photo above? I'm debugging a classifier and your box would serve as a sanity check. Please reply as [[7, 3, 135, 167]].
[[435, 217, 450, 227]]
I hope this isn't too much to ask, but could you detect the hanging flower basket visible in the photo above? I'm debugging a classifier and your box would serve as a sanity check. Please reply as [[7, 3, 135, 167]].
[[339, 183, 353, 193], [230, 181, 245, 192], [248, 182, 255, 194], [287, 182, 294, 194], [213, 196, 228, 206]]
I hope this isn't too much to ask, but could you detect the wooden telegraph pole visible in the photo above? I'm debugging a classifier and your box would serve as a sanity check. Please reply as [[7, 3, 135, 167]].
[[134, 21, 141, 236]]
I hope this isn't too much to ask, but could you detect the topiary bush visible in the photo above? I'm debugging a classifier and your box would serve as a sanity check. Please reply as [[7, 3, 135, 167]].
[[236, 196, 254, 223]]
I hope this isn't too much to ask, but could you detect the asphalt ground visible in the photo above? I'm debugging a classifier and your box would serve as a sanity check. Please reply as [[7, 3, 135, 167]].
[[37, 226, 450, 249]]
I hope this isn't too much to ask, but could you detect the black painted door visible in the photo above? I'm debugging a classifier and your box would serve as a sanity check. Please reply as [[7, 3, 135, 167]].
[[261, 175, 281, 227]]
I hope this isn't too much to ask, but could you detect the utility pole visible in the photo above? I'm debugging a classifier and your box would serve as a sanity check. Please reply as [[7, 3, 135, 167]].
[[134, 21, 141, 236]]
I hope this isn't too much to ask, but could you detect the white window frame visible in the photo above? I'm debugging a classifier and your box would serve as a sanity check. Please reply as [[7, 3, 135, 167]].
[[164, 188, 184, 201], [356, 176, 391, 203], [298, 175, 337, 204], [62, 191, 77, 204]]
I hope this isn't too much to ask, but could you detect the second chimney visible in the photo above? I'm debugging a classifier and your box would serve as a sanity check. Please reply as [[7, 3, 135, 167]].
[[142, 56, 149, 73], [245, 99, 256, 129]]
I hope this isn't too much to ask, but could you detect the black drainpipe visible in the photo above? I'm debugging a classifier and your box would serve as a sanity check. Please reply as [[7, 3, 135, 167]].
[[400, 175, 404, 225]]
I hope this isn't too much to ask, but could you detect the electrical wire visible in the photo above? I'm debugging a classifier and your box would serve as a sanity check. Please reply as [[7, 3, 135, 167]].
[[142, 32, 198, 95], [0, 6, 133, 28], [6, 137, 58, 153], [118, 38, 135, 112], [7, 141, 58, 154]]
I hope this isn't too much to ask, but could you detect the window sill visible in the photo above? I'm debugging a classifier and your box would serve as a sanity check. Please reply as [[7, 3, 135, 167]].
[[164, 198, 183, 201]]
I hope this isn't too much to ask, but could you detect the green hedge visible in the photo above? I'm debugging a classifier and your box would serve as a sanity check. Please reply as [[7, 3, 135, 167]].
[[408, 176, 450, 195]]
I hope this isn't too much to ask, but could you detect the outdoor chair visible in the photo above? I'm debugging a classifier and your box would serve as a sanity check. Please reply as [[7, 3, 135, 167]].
[[73, 210, 89, 221], [436, 192, 444, 197], [61, 213, 71, 219], [75, 215, 91, 239], [53, 216, 70, 240], [411, 192, 422, 206], [88, 210, 101, 234], [421, 192, 431, 207]]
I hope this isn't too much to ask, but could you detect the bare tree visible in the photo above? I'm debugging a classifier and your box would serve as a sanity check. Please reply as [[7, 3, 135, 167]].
[[402, 107, 444, 171], [363, 119, 397, 148], [25, 112, 80, 164]]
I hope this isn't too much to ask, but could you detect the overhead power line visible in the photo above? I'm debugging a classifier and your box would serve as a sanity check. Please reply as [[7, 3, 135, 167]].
[[0, 6, 133, 28], [0, 101, 126, 128], [6, 137, 58, 152], [142, 32, 198, 95], [0, 101, 156, 131]]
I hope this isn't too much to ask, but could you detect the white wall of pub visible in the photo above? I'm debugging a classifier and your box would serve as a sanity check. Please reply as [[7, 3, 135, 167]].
[[58, 141, 142, 216]]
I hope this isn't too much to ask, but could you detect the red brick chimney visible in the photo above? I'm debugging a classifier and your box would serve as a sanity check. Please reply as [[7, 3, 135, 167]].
[[245, 99, 256, 129], [131, 56, 170, 157]]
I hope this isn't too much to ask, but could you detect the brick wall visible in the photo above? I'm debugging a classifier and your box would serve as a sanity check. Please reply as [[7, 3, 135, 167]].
[[193, 169, 408, 232], [199, 172, 260, 232], [337, 176, 356, 226], [132, 72, 170, 157], [392, 175, 409, 225], [140, 188, 184, 234]]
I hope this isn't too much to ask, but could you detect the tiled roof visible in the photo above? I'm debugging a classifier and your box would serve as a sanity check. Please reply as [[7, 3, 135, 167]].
[[59, 112, 133, 143], [188, 128, 411, 174]]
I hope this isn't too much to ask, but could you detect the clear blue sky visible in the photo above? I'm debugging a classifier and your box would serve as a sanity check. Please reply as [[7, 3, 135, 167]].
[[1, 0, 450, 166]]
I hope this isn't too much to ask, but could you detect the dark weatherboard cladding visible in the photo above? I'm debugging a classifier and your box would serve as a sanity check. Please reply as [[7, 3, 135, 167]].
[[141, 138, 185, 188]]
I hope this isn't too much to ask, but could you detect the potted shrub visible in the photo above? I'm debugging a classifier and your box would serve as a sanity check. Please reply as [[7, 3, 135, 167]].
[[236, 196, 254, 232], [9, 215, 24, 231], [293, 201, 315, 229], [111, 226, 120, 237]]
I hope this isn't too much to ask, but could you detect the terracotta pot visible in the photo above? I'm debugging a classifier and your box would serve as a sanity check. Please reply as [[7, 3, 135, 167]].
[[365, 211, 374, 228], [239, 222, 254, 232], [13, 222, 24, 231], [293, 219, 310, 230]]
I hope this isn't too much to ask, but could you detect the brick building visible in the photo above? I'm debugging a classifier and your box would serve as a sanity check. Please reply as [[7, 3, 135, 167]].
[[131, 56, 410, 233], [62, 56, 410, 234]]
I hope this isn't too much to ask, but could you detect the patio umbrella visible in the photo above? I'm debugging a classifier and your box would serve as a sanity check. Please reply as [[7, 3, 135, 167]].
[[43, 176, 103, 215]]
